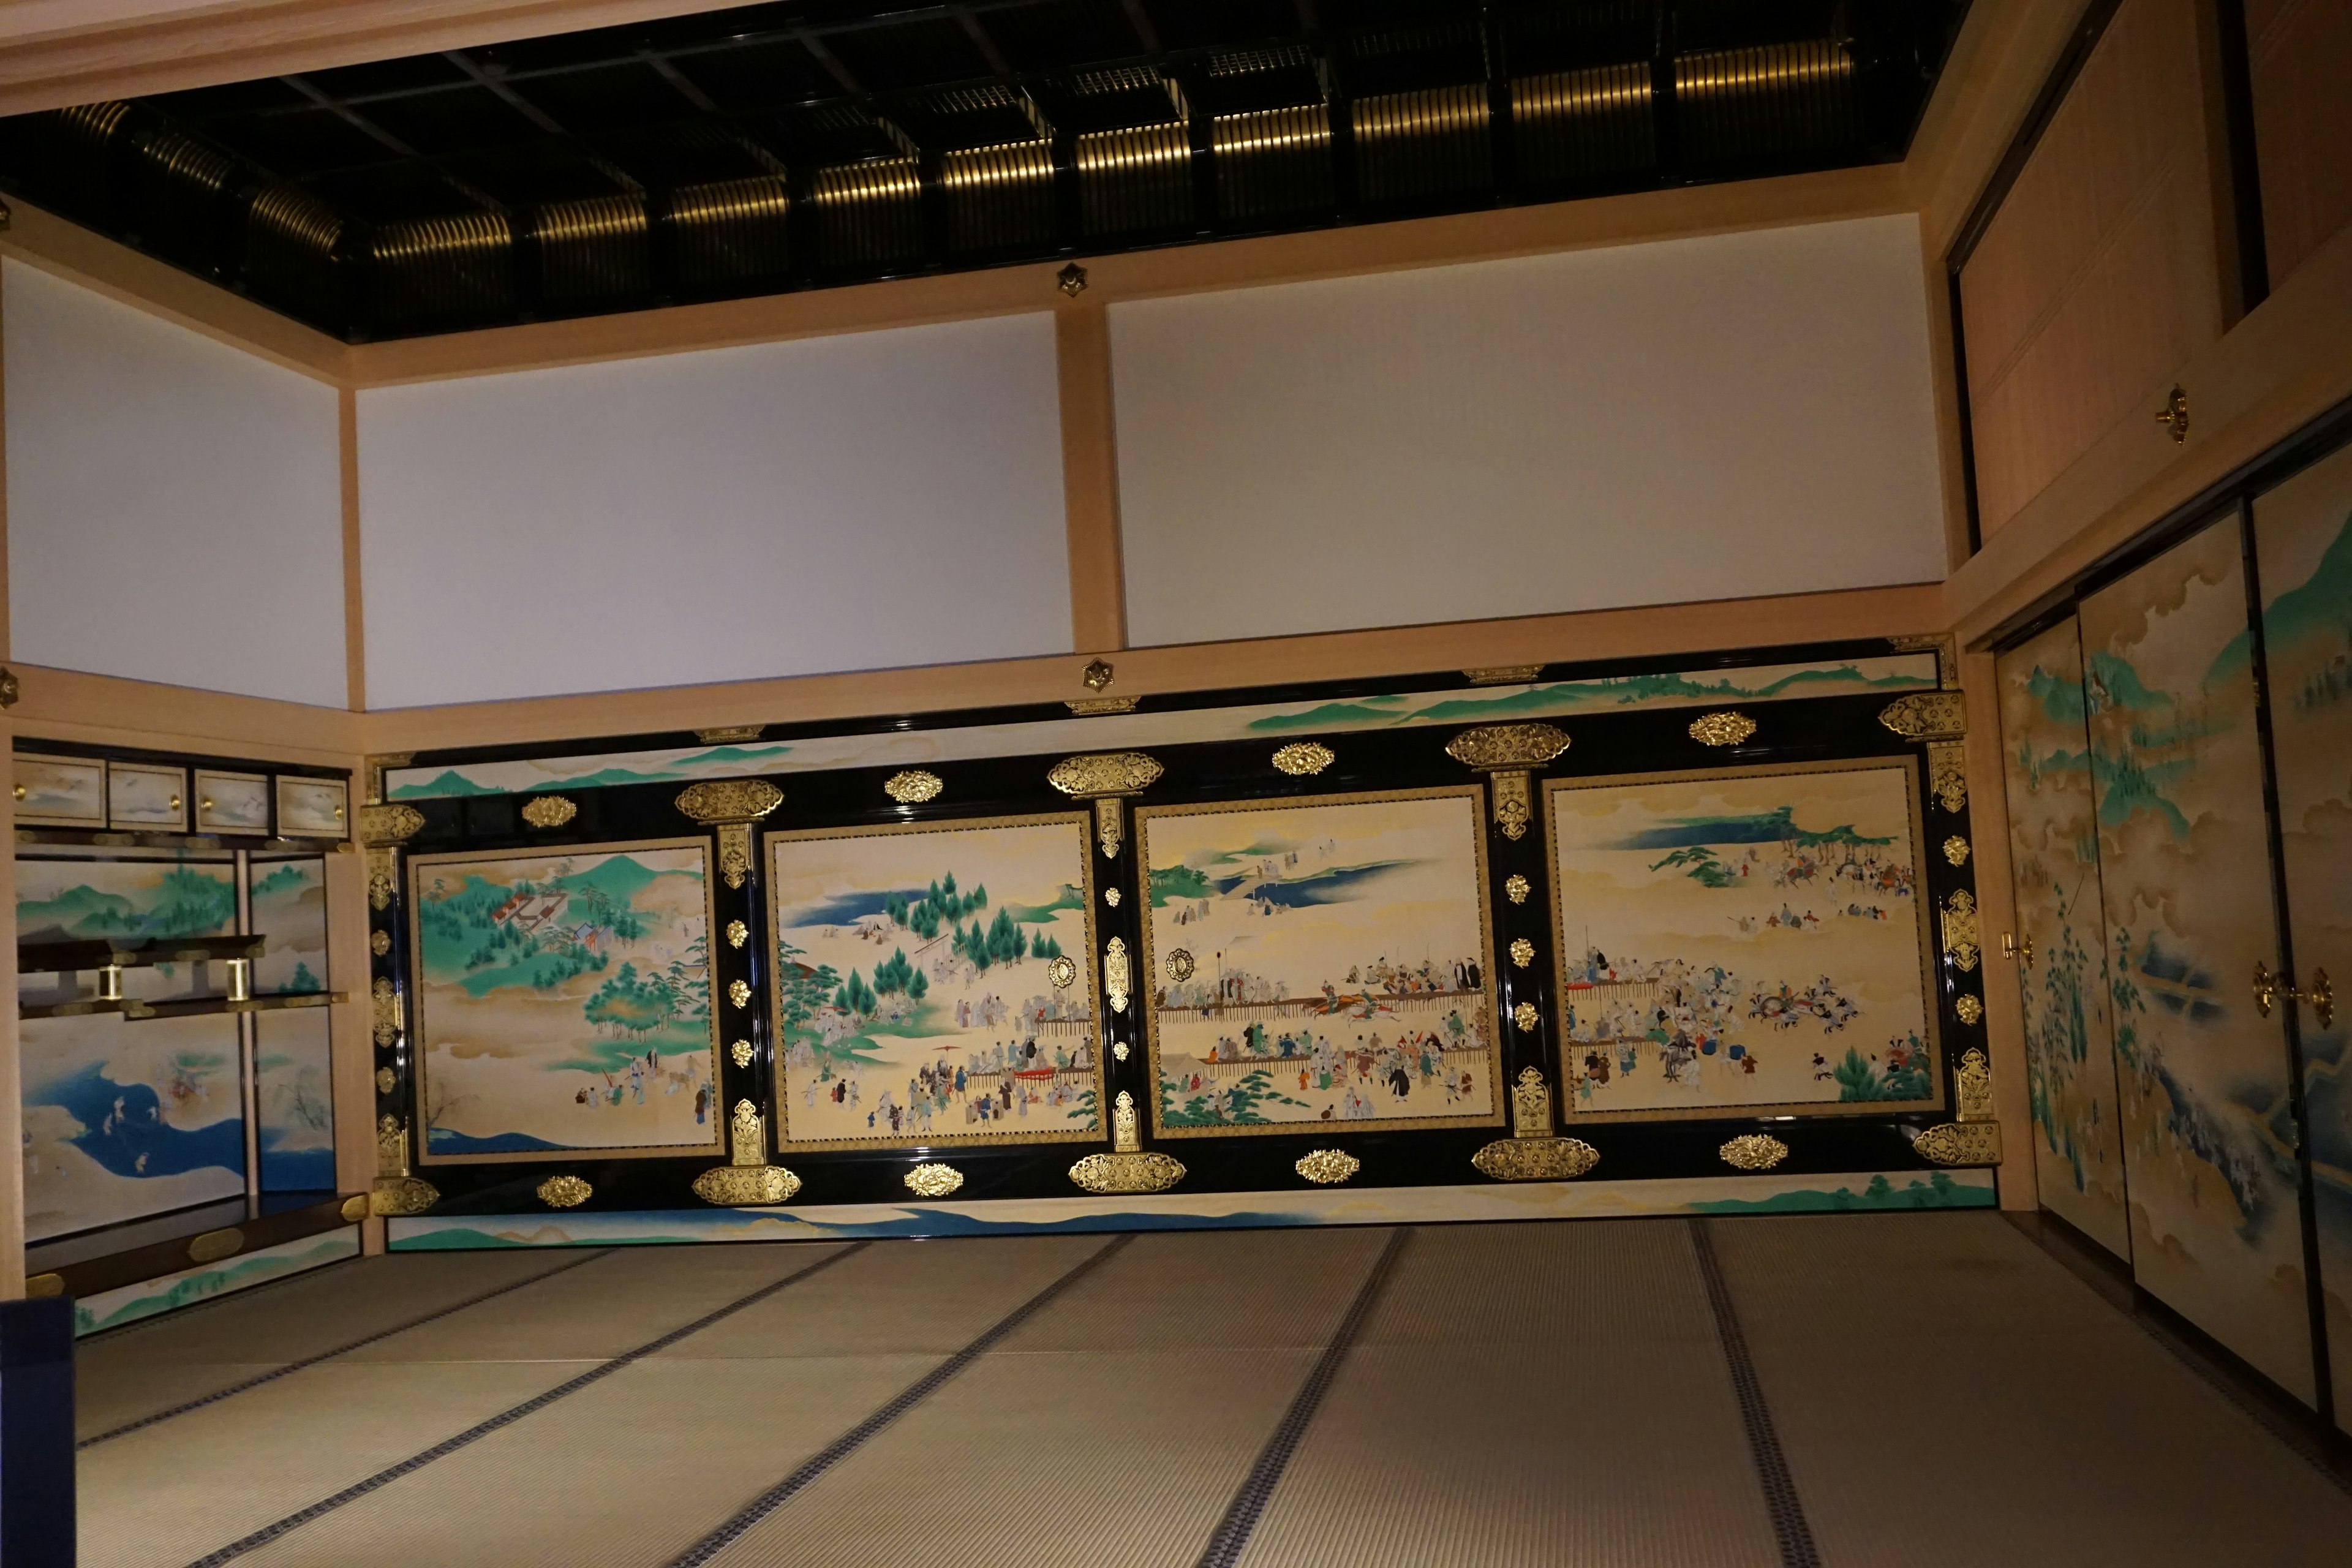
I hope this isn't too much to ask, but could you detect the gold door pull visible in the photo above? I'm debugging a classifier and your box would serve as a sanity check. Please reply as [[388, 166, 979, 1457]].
[[2002, 932, 2034, 967], [2254, 962, 2334, 1028]]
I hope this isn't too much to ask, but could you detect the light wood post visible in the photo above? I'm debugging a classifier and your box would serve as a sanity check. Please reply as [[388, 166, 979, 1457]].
[[1962, 650, 2037, 1211], [1056, 302, 1127, 654]]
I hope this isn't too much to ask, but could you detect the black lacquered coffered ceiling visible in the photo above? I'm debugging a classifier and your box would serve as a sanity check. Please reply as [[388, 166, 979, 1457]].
[[0, 1, 1970, 342]]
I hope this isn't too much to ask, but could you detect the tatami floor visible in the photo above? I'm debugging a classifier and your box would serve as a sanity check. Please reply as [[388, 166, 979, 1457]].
[[74, 1213, 2352, 1568]]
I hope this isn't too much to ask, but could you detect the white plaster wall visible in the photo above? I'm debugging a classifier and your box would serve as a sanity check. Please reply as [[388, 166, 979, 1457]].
[[2, 260, 346, 706], [357, 313, 1070, 709], [1112, 213, 1949, 647]]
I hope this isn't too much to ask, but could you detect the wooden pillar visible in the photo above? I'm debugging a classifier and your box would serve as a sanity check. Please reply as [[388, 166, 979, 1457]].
[[1962, 649, 2037, 1212], [0, 262, 21, 1297], [1056, 302, 1128, 654]]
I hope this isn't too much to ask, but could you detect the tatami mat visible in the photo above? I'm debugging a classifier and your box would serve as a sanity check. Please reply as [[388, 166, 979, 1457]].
[[73, 1215, 2352, 1568], [1709, 1212, 2352, 1567], [74, 1249, 585, 1441], [1235, 1219, 1782, 1568], [695, 1227, 1395, 1568], [232, 1237, 1108, 1568]]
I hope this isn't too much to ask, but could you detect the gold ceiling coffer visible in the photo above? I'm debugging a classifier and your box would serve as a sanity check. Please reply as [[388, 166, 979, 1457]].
[[371, 1115, 440, 1216], [1914, 1046, 2003, 1167], [676, 779, 784, 891], [1877, 692, 1967, 741], [521, 795, 578, 830], [692, 1100, 803, 1206], [1446, 722, 1570, 841], [2255, 960, 2334, 1030], [1471, 1069, 1600, 1181], [1069, 1092, 1186, 1194], [2156, 383, 2189, 444], [1046, 751, 1163, 859]]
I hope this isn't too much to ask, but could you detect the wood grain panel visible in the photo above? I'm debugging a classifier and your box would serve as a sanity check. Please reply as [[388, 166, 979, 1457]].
[[2246, 0, 2352, 291], [1959, 0, 2224, 539]]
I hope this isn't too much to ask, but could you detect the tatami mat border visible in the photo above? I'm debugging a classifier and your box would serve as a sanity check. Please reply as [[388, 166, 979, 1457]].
[[387, 1170, 1996, 1250]]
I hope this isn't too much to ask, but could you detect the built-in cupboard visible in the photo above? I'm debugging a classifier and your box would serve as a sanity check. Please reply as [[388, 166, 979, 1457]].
[[1998, 418, 2352, 1423]]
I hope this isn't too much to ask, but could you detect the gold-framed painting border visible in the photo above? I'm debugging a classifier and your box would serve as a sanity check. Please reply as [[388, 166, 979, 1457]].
[[1542, 755, 1947, 1124], [762, 809, 1109, 1152], [407, 834, 728, 1166], [1131, 782, 1507, 1140]]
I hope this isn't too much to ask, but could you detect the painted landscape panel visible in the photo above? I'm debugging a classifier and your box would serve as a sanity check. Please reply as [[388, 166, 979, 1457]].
[[255, 1009, 335, 1191], [2252, 439, 2352, 1427], [2081, 519, 2315, 1404], [767, 815, 1102, 1148], [409, 840, 722, 1163], [15, 754, 106, 826], [18, 856, 237, 1005], [1135, 788, 1501, 1137], [1545, 761, 1939, 1121], [385, 655, 1940, 801], [1997, 619, 2131, 1259], [194, 771, 270, 834], [21, 1012, 244, 1242], [250, 857, 328, 995]]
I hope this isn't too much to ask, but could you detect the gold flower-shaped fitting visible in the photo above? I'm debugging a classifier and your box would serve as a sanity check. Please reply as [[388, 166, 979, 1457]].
[[1942, 835, 1971, 866], [1509, 938, 1534, 968], [1505, 874, 1531, 905], [884, 770, 944, 804], [729, 1039, 755, 1068], [1104, 887, 1121, 907], [1168, 948, 1196, 982], [1295, 1148, 1361, 1185], [537, 1175, 592, 1209], [1687, 710, 1757, 747], [521, 795, 577, 829], [1049, 954, 1078, 990], [370, 930, 392, 957], [904, 1162, 964, 1199], [728, 979, 752, 1009], [1272, 742, 1335, 777], [1720, 1133, 1789, 1171], [1512, 1001, 1539, 1033], [726, 919, 748, 949], [1954, 993, 1984, 1025]]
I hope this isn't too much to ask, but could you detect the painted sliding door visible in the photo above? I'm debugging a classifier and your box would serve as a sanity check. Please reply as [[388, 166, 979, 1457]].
[[2081, 519, 2315, 1403], [2252, 440, 2352, 1427], [1997, 620, 2132, 1258]]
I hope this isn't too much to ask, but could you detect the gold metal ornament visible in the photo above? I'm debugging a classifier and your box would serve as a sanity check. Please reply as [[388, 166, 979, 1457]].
[[370, 930, 392, 957], [1168, 948, 1196, 982], [1046, 751, 1163, 797], [1295, 1148, 1361, 1185], [1928, 741, 1968, 813], [1272, 742, 1335, 777], [1954, 993, 1984, 1025], [371, 1114, 439, 1215], [376, 1114, 409, 1178], [717, 823, 753, 891], [1879, 692, 1967, 741], [0, 666, 17, 707], [1095, 799, 1124, 859], [1068, 1091, 1185, 1193], [1463, 665, 1544, 685], [694, 726, 764, 744], [1104, 937, 1131, 1012], [730, 1039, 755, 1068], [1081, 656, 1114, 689], [367, 848, 398, 911], [726, 919, 748, 949], [692, 1101, 803, 1205], [1104, 886, 1121, 907], [371, 977, 401, 1047], [1509, 1066, 1551, 1137], [1049, 954, 1077, 990], [1887, 633, 1959, 688], [1687, 710, 1757, 747], [675, 778, 785, 824], [884, 770, 944, 804], [1942, 891, 1981, 972], [1913, 1121, 2002, 1166], [1068, 695, 1140, 715], [904, 1162, 965, 1198], [1943, 835, 1971, 866], [188, 1227, 245, 1265], [1956, 1046, 1995, 1121], [1058, 262, 1089, 297], [358, 803, 426, 845], [1505, 874, 1531, 905], [537, 1175, 592, 1209], [364, 753, 415, 807], [1445, 722, 1571, 770], [1112, 1041, 1129, 1061], [2155, 382, 2189, 443], [521, 795, 578, 829], [1720, 1133, 1789, 1171], [1474, 1069, 1599, 1179], [1508, 937, 1534, 968], [1512, 1001, 1539, 1032], [339, 1194, 371, 1223], [728, 978, 752, 1009], [1491, 771, 1533, 840], [375, 1066, 396, 1095]]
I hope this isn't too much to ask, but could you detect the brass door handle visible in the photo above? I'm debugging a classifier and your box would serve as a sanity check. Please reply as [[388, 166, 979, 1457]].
[[2254, 962, 2334, 1030], [2002, 931, 2034, 967]]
